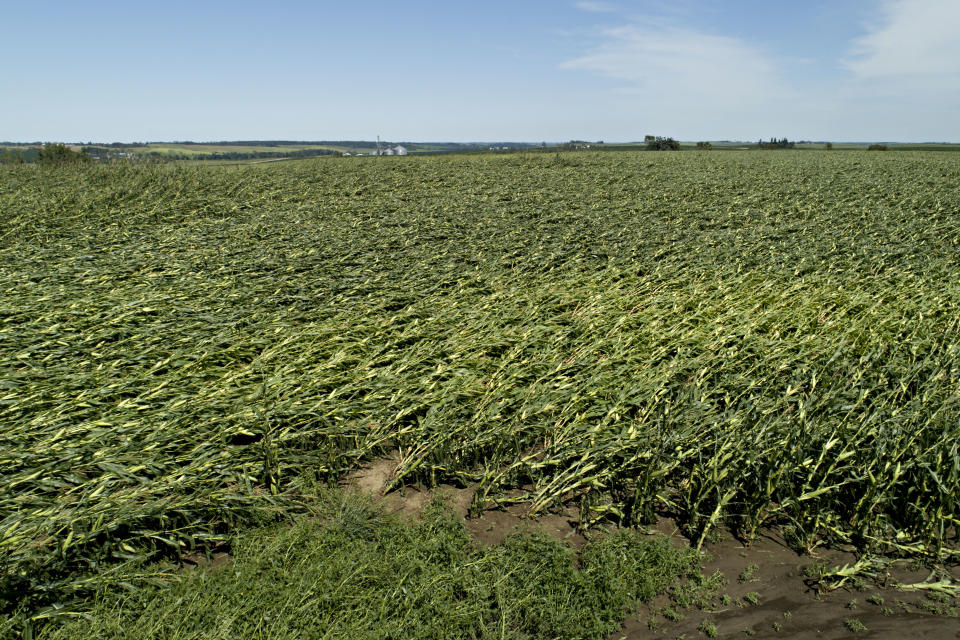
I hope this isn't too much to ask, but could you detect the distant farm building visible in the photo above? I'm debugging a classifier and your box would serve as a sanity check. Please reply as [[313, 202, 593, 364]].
[[377, 145, 407, 156]]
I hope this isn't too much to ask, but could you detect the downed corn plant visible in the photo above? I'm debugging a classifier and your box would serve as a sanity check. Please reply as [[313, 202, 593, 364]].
[[1, 150, 959, 621]]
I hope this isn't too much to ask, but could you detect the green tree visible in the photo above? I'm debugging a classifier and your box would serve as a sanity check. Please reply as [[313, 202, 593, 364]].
[[38, 143, 92, 165], [647, 136, 680, 151]]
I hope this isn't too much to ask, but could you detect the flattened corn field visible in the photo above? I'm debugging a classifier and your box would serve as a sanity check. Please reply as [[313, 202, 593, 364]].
[[2, 151, 960, 616]]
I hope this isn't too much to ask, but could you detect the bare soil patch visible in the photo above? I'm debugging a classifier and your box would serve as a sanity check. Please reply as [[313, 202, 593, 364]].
[[343, 453, 586, 547], [345, 455, 960, 639], [627, 528, 960, 638]]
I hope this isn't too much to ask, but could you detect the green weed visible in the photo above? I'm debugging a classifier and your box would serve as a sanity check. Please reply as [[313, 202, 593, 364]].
[[32, 492, 702, 640]]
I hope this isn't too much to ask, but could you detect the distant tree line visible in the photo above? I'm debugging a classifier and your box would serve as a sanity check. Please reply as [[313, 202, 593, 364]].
[[154, 141, 542, 154], [0, 148, 39, 164], [757, 137, 795, 149], [167, 140, 375, 148], [143, 148, 339, 161], [1, 144, 92, 165], [644, 135, 680, 151]]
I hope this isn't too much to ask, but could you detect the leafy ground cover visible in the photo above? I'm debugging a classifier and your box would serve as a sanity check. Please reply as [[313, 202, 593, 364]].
[[2, 150, 959, 633], [35, 489, 706, 640]]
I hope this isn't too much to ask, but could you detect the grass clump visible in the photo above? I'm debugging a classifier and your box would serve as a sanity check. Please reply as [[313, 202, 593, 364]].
[[672, 570, 728, 610], [31, 492, 703, 640], [844, 617, 868, 633], [698, 620, 718, 637], [738, 564, 759, 583]]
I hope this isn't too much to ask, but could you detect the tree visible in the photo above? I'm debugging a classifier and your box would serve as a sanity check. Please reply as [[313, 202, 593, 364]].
[[825, 142, 833, 150], [646, 136, 680, 151], [696, 141, 713, 150], [38, 143, 91, 165]]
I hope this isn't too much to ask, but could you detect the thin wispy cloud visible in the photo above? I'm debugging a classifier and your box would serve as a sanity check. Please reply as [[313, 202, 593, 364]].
[[844, 0, 960, 78], [560, 25, 783, 108], [3, 1, 958, 141], [574, 2, 617, 14], [556, 3, 959, 141], [831, 0, 960, 141]]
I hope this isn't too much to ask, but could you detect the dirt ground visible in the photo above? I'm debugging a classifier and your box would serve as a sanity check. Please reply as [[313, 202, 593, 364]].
[[347, 455, 960, 639]]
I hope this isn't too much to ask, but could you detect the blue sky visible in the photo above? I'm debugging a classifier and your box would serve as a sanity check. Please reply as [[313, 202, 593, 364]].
[[3, 0, 958, 142]]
